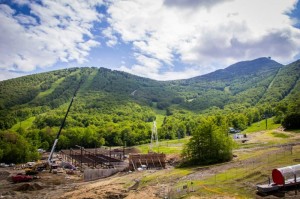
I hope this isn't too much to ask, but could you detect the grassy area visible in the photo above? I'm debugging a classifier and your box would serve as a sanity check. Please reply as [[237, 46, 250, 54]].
[[224, 86, 231, 94], [36, 69, 81, 99], [154, 114, 165, 129], [136, 137, 190, 154], [10, 116, 35, 131], [235, 147, 278, 160], [140, 167, 193, 187], [77, 70, 98, 93], [36, 76, 66, 98], [242, 117, 281, 134], [237, 129, 296, 149], [271, 131, 291, 138], [176, 146, 300, 198]]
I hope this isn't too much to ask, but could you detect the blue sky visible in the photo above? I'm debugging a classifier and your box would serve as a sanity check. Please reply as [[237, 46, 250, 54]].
[[0, 0, 300, 81]]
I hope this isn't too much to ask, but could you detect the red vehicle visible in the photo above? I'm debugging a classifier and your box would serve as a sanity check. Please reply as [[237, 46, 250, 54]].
[[12, 173, 33, 183]]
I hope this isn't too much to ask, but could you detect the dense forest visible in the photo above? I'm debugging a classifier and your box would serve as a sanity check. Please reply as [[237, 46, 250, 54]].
[[0, 57, 299, 163]]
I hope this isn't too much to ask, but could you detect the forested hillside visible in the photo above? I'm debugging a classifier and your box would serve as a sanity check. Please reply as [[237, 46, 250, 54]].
[[0, 57, 299, 163], [259, 60, 300, 104], [168, 57, 283, 110]]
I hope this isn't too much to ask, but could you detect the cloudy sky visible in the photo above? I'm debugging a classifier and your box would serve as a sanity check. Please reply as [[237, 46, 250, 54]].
[[1, 0, 300, 81]]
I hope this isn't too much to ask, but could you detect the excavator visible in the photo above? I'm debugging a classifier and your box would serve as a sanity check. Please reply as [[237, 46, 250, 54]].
[[24, 161, 47, 175]]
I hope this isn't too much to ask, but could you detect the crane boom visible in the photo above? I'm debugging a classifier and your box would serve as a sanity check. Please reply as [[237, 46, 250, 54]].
[[47, 80, 82, 164]]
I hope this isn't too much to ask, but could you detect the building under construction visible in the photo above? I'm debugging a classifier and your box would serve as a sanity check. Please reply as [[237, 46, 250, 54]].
[[60, 147, 126, 169], [128, 152, 166, 170]]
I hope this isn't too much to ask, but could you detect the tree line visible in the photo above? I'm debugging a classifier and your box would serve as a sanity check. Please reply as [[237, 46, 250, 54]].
[[1, 98, 299, 164]]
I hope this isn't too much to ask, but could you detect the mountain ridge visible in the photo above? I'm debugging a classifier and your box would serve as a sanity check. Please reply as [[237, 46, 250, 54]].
[[187, 57, 282, 82], [0, 57, 299, 130]]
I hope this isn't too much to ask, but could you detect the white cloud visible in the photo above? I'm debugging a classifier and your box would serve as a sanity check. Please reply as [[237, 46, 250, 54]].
[[102, 27, 118, 47], [107, 0, 300, 80], [1, 0, 300, 81], [120, 63, 203, 81], [119, 53, 204, 80], [0, 0, 103, 74], [158, 68, 203, 81], [163, 0, 232, 9], [120, 53, 161, 77], [15, 14, 38, 25]]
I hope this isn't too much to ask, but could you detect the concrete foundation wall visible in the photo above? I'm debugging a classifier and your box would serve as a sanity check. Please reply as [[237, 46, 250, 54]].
[[84, 167, 125, 181]]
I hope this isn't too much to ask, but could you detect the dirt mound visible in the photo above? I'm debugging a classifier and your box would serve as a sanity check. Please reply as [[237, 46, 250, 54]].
[[104, 191, 127, 199], [166, 154, 181, 166], [14, 183, 43, 191], [0, 171, 10, 180]]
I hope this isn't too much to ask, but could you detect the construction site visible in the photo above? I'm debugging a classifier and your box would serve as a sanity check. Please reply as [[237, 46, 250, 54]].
[[59, 147, 166, 171], [0, 117, 169, 198], [2, 129, 300, 198], [59, 146, 166, 181], [0, 144, 168, 198], [55, 122, 167, 181]]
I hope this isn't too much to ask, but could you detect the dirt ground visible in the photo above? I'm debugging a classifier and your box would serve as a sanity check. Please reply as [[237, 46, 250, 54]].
[[0, 156, 298, 199], [0, 167, 164, 199], [0, 167, 81, 199]]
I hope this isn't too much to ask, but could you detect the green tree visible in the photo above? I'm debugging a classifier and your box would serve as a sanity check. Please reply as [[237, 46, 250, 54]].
[[182, 117, 234, 165], [0, 130, 39, 163], [230, 113, 248, 130], [281, 98, 300, 129], [0, 149, 3, 160], [282, 113, 300, 129], [40, 141, 49, 150]]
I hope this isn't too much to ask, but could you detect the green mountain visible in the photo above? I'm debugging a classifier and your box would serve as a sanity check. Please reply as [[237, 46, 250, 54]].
[[0, 57, 299, 161], [167, 57, 283, 110], [1, 57, 299, 125]]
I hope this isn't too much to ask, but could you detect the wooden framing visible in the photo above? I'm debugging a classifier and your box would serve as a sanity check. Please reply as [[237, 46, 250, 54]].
[[128, 153, 166, 170]]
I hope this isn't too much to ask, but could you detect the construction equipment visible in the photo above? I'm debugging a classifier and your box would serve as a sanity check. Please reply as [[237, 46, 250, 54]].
[[24, 161, 48, 175], [12, 173, 33, 183], [48, 80, 82, 166]]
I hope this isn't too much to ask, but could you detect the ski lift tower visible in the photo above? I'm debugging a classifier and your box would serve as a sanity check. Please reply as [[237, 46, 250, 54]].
[[150, 121, 159, 152]]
